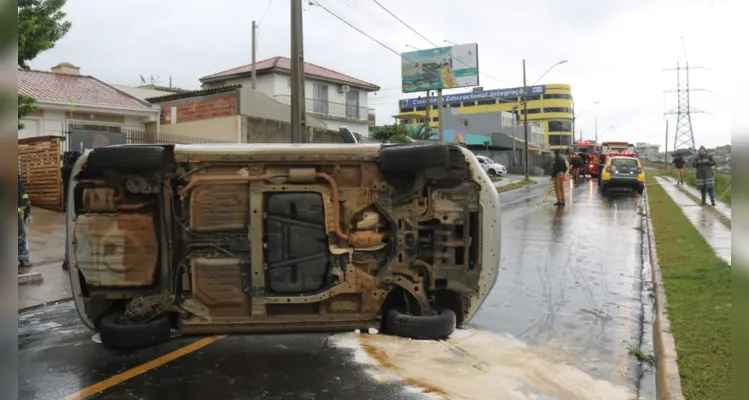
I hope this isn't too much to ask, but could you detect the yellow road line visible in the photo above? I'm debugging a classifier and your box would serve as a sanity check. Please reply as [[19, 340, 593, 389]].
[[60, 335, 227, 400]]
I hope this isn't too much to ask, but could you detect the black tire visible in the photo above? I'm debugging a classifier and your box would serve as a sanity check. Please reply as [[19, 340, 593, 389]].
[[386, 306, 456, 340], [98, 313, 171, 350], [600, 183, 608, 193], [86, 145, 169, 170], [379, 143, 450, 173], [636, 187, 644, 195], [487, 169, 497, 177]]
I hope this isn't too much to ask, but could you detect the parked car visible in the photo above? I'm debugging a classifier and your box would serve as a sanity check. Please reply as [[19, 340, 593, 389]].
[[475, 155, 507, 177], [600, 156, 645, 194], [65, 136, 501, 349]]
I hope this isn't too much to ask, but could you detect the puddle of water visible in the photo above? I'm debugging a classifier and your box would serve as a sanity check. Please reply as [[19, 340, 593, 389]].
[[333, 329, 635, 400]]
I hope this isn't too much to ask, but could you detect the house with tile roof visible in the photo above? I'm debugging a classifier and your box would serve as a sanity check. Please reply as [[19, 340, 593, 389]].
[[18, 63, 160, 150], [200, 56, 380, 137]]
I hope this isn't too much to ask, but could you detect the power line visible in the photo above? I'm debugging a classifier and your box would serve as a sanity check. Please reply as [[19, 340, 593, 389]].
[[258, 0, 273, 26], [309, 1, 416, 64], [372, 0, 439, 48]]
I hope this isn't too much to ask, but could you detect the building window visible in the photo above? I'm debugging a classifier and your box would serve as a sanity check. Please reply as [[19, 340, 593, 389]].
[[498, 98, 516, 104], [543, 93, 572, 100], [346, 89, 360, 119], [549, 134, 572, 146], [313, 82, 329, 114], [415, 106, 427, 111], [400, 107, 414, 113], [459, 119, 468, 127], [432, 105, 438, 110], [462, 101, 475, 107], [543, 107, 573, 113], [548, 120, 572, 132], [477, 99, 496, 106], [432, 117, 439, 122], [522, 108, 541, 114], [449, 103, 460, 108], [523, 95, 541, 101]]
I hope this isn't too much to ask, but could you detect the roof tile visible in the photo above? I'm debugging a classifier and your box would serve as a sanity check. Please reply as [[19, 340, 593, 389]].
[[201, 56, 379, 90], [18, 69, 153, 110]]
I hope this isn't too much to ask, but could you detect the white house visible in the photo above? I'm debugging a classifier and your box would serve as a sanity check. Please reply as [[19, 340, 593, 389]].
[[18, 63, 159, 146], [200, 57, 380, 137]]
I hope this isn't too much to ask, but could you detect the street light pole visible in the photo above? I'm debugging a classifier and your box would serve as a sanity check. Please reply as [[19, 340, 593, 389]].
[[290, 0, 306, 143], [522, 59, 529, 181]]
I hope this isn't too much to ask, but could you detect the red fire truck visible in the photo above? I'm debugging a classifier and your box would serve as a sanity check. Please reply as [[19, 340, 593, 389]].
[[569, 140, 601, 176]]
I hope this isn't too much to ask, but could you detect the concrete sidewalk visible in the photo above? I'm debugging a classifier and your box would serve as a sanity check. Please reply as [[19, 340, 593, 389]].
[[660, 176, 731, 221], [19, 207, 72, 310], [654, 176, 731, 265]]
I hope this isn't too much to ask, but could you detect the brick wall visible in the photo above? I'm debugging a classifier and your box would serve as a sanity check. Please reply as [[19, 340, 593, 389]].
[[160, 95, 238, 125]]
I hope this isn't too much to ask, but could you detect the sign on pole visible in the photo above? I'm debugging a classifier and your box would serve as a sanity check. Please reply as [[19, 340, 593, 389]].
[[401, 44, 479, 93]]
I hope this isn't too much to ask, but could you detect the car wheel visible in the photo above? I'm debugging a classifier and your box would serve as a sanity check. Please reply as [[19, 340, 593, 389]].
[[600, 183, 608, 193], [636, 187, 644, 195], [98, 312, 172, 350], [379, 143, 450, 173], [86, 145, 170, 170], [385, 306, 456, 340], [487, 169, 497, 177]]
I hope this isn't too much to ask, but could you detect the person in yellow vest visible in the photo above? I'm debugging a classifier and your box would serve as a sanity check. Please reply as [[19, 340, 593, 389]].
[[18, 173, 32, 269]]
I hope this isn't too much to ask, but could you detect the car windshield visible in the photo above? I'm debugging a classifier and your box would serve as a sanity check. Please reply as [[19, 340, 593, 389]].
[[611, 158, 638, 168]]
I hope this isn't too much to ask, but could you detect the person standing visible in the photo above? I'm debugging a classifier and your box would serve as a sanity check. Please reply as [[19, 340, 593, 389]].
[[18, 173, 32, 269], [693, 146, 716, 206], [551, 150, 568, 206], [672, 154, 686, 185], [570, 154, 583, 184]]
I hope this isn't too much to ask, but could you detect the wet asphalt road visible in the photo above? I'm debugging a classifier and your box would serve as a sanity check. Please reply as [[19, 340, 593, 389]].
[[18, 178, 655, 400]]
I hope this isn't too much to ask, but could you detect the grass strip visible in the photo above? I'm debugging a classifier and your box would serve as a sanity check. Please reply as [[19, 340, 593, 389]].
[[496, 179, 537, 193], [647, 174, 731, 399], [673, 185, 732, 229], [663, 169, 731, 206]]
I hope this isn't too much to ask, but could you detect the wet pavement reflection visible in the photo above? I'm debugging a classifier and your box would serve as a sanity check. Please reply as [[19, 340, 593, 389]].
[[19, 178, 655, 400]]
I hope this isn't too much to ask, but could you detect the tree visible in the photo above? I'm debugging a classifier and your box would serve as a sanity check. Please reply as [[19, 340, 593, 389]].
[[17, 0, 72, 128], [370, 124, 411, 143]]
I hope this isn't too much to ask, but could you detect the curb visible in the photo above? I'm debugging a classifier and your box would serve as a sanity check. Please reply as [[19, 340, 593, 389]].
[[643, 187, 685, 400], [18, 297, 73, 313]]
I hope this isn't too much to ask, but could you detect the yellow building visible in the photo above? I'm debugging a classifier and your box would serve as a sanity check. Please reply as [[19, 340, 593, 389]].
[[396, 84, 573, 150]]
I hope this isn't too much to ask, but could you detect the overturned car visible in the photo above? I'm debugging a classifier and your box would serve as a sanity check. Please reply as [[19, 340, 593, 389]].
[[66, 140, 501, 349]]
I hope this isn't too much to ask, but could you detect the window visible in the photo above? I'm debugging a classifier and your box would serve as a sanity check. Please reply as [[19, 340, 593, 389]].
[[611, 158, 638, 168], [543, 107, 573, 113], [432, 105, 438, 110], [549, 134, 572, 146], [459, 119, 468, 127], [462, 101, 476, 107], [400, 107, 414, 113], [415, 106, 427, 111], [346, 90, 360, 118], [523, 95, 541, 101], [498, 98, 516, 104], [522, 108, 541, 114], [432, 117, 439, 122], [548, 120, 572, 132], [543, 93, 572, 100], [313, 82, 329, 114], [477, 99, 496, 106], [449, 103, 460, 108]]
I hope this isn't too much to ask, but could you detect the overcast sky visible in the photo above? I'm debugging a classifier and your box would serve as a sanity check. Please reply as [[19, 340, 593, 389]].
[[29, 0, 745, 148]]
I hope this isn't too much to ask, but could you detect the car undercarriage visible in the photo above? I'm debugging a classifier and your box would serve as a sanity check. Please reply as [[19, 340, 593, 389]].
[[67, 142, 500, 349]]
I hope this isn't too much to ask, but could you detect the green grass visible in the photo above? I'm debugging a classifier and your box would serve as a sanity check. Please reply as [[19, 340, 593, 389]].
[[664, 169, 731, 205], [496, 179, 537, 193], [627, 343, 655, 366], [647, 174, 731, 399]]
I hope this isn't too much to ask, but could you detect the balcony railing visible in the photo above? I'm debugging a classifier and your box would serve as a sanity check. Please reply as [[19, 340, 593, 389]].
[[274, 95, 373, 123]]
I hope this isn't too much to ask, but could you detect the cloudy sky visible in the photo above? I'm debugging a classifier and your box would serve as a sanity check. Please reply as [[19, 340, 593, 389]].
[[30, 0, 745, 148]]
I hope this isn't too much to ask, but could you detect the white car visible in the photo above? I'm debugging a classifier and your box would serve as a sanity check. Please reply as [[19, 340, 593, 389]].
[[475, 155, 507, 177]]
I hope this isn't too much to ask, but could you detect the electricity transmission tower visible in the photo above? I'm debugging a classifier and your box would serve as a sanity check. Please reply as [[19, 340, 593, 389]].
[[663, 61, 707, 152]]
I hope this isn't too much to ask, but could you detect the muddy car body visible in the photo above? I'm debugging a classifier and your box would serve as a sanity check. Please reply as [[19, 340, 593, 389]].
[[66, 141, 500, 348]]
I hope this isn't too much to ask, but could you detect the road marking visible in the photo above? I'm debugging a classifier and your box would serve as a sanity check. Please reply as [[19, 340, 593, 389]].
[[59, 335, 227, 400]]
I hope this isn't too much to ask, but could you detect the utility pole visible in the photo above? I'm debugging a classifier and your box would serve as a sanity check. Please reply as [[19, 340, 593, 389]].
[[251, 20, 257, 90], [424, 91, 431, 135], [522, 59, 529, 181], [594, 116, 598, 143], [664, 120, 669, 169], [290, 0, 307, 143], [437, 89, 444, 141]]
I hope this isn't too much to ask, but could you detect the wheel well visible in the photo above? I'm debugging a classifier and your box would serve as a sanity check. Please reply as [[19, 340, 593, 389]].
[[378, 287, 465, 330], [434, 290, 465, 327]]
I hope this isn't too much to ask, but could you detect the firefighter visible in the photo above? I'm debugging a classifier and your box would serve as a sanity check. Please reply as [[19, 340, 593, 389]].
[[551, 150, 568, 206], [18, 173, 32, 269], [569, 154, 583, 184]]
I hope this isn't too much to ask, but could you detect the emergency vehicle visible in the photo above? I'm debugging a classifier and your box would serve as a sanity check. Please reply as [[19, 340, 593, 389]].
[[597, 141, 637, 183], [569, 140, 601, 177]]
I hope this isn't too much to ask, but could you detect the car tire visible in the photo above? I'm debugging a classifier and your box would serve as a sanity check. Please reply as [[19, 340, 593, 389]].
[[379, 143, 450, 173], [386, 306, 456, 340], [86, 145, 169, 170], [600, 184, 608, 193], [636, 187, 644, 195], [487, 169, 497, 177], [98, 312, 172, 350]]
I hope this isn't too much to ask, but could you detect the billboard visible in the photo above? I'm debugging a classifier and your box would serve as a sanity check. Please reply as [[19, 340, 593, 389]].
[[401, 44, 479, 93], [399, 85, 546, 108]]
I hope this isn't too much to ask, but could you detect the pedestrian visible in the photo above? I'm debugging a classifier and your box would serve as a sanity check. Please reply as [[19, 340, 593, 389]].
[[18, 172, 32, 270], [551, 150, 568, 206], [570, 154, 583, 184], [672, 154, 686, 185], [693, 146, 716, 206]]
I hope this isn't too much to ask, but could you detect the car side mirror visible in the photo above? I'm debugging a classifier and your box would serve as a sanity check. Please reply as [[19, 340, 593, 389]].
[[339, 126, 358, 144]]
